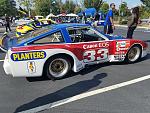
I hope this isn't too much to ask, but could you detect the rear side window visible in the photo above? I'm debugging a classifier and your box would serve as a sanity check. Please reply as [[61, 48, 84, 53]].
[[30, 31, 64, 44]]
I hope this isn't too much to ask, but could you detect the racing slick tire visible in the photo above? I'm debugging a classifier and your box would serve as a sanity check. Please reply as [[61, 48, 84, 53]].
[[45, 56, 71, 80], [125, 45, 142, 63]]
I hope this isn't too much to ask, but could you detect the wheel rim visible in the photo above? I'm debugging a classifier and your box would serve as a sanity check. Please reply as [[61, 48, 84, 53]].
[[49, 58, 68, 78], [128, 47, 141, 62]]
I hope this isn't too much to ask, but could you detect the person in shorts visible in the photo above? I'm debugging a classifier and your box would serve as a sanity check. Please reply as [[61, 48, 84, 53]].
[[104, 3, 116, 34], [127, 7, 139, 39], [93, 12, 100, 28]]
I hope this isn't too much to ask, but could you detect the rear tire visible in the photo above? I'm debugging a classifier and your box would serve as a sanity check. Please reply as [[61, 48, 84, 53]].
[[125, 45, 141, 63], [45, 56, 71, 80]]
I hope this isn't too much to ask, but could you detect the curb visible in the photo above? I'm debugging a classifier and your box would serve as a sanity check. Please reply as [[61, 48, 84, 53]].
[[115, 25, 150, 30]]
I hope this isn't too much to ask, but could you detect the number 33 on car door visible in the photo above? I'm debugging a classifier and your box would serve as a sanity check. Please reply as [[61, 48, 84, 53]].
[[83, 49, 108, 63]]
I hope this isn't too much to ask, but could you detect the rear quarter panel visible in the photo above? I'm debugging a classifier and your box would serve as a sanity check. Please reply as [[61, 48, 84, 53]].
[[112, 39, 146, 61]]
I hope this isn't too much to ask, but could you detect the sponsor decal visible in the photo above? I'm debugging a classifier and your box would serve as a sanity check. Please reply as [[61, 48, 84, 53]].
[[27, 61, 36, 73], [116, 41, 130, 51], [114, 55, 125, 61], [83, 42, 109, 49], [114, 51, 125, 61], [11, 51, 46, 61]]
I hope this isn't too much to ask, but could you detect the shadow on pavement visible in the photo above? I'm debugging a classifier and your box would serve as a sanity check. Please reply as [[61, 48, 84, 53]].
[[15, 73, 107, 113]]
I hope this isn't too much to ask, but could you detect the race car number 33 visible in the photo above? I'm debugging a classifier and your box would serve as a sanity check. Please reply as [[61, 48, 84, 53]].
[[83, 49, 108, 63], [11, 51, 46, 61]]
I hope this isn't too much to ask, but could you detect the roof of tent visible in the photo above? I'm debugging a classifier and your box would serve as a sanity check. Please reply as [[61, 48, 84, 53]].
[[46, 13, 57, 19], [66, 13, 78, 17], [57, 13, 67, 17], [78, 8, 96, 16]]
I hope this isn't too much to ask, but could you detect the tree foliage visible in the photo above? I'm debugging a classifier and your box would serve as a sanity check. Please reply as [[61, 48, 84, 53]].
[[34, 0, 61, 16], [84, 0, 103, 11], [61, 0, 76, 13], [139, 5, 150, 18], [100, 2, 109, 14], [119, 2, 130, 17], [17, 0, 34, 11], [0, 0, 17, 16], [141, 0, 150, 9]]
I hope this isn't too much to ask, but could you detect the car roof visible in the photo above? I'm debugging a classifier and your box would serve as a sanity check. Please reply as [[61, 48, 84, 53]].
[[50, 23, 90, 29], [17, 23, 90, 46]]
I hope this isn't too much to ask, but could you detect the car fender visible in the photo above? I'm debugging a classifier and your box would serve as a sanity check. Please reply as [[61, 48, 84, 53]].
[[43, 48, 84, 73]]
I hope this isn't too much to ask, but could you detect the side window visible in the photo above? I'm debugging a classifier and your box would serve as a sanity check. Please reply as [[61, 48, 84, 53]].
[[68, 29, 83, 43], [31, 31, 64, 44], [68, 27, 105, 43]]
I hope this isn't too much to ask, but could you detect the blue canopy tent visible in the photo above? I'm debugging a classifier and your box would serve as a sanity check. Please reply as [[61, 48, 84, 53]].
[[84, 8, 96, 17], [78, 8, 96, 17]]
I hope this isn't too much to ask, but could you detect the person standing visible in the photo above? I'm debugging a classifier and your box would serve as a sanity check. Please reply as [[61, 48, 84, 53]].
[[82, 12, 87, 24], [127, 7, 139, 39], [93, 12, 100, 28], [4, 14, 11, 32], [104, 3, 116, 34]]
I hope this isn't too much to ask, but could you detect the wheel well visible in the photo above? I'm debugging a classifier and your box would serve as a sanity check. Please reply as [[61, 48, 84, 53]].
[[125, 44, 142, 61], [42, 53, 74, 76], [129, 44, 142, 51]]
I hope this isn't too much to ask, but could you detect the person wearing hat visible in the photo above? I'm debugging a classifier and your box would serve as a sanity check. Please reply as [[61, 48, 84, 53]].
[[104, 3, 116, 34]]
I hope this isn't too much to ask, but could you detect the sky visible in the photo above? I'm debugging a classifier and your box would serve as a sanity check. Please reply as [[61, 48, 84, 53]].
[[105, 0, 142, 9], [62, 0, 142, 9], [15, 0, 142, 9]]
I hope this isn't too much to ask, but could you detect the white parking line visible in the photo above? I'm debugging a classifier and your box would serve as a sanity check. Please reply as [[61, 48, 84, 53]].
[[0, 60, 4, 62], [19, 74, 150, 113]]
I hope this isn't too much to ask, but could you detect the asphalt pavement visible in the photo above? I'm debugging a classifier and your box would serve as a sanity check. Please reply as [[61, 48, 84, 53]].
[[0, 27, 150, 113]]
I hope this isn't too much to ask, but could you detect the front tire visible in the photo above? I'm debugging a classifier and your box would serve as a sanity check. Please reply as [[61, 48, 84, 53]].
[[45, 56, 71, 80], [125, 46, 141, 63]]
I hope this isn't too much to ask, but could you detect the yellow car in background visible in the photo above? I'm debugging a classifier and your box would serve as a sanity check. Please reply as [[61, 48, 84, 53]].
[[16, 19, 57, 37]]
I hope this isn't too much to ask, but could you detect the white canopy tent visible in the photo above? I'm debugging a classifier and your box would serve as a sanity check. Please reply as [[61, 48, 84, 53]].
[[57, 13, 67, 17], [66, 13, 78, 17], [46, 13, 57, 19]]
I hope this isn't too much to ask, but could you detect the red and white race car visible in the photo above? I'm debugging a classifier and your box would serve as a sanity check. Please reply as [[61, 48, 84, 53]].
[[3, 24, 148, 80]]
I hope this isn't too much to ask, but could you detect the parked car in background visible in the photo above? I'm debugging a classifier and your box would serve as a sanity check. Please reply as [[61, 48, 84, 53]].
[[16, 19, 57, 37], [0, 18, 5, 26]]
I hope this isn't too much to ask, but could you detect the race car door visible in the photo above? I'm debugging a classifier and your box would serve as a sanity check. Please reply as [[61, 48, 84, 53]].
[[68, 27, 111, 65]]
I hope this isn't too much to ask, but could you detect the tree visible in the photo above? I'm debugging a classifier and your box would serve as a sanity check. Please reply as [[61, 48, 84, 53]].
[[100, 2, 109, 14], [34, 0, 60, 16], [61, 0, 76, 13], [74, 5, 82, 14], [17, 0, 34, 16], [119, 2, 130, 17], [17, 0, 33, 11], [0, 0, 17, 16], [141, 0, 150, 9], [139, 5, 150, 19], [84, 0, 103, 11]]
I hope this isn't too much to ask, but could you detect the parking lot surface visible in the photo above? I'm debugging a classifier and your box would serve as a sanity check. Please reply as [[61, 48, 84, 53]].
[[0, 26, 149, 113]]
